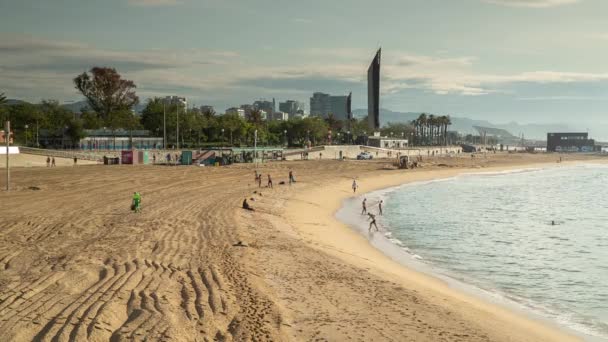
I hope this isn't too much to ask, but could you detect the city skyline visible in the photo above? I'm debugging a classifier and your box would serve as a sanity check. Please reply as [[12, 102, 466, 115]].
[[2, 0, 608, 128]]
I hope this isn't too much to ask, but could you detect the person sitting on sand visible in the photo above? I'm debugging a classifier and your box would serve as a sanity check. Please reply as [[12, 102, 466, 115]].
[[132, 192, 142, 213], [368, 213, 379, 232], [361, 198, 367, 214], [242, 198, 254, 211]]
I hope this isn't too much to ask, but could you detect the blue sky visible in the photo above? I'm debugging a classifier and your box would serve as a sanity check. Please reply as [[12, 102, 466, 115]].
[[2, 0, 608, 129]]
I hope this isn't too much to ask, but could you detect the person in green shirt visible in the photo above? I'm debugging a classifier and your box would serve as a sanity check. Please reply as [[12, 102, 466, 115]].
[[132, 192, 142, 213]]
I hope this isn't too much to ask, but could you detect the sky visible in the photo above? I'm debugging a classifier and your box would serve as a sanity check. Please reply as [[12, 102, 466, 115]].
[[2, 0, 608, 130]]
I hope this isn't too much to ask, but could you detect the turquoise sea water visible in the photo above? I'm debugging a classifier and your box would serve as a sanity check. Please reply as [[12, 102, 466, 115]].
[[339, 164, 608, 340]]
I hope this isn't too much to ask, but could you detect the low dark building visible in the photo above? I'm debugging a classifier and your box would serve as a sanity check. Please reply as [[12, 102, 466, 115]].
[[547, 132, 596, 152]]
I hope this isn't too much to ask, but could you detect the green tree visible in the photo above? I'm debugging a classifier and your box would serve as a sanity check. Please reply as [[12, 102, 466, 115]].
[[80, 109, 103, 129], [74, 67, 139, 122], [65, 118, 86, 147]]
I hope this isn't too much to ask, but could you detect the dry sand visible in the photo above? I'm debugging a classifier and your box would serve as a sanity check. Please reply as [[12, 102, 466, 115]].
[[0, 153, 98, 168], [0, 152, 600, 341]]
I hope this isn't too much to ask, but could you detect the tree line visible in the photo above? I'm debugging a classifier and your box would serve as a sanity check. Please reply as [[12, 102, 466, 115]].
[[0, 67, 454, 148]]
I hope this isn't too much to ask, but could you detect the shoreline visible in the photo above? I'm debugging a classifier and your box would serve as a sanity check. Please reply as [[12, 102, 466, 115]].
[[284, 159, 603, 341]]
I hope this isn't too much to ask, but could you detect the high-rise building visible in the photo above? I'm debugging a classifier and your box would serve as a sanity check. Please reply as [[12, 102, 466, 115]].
[[226, 107, 245, 117], [330, 96, 348, 120], [200, 105, 214, 114], [310, 92, 331, 117], [253, 99, 275, 116], [279, 100, 304, 117], [272, 111, 289, 121], [310, 92, 349, 119], [240, 104, 255, 116], [367, 48, 381, 131], [164, 96, 187, 108]]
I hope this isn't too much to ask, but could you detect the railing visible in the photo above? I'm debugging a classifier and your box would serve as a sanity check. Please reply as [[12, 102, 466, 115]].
[[19, 147, 110, 162]]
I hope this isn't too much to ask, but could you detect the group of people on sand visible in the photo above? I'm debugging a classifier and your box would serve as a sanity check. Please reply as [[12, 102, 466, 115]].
[[46, 156, 56, 167], [244, 169, 297, 211], [354, 179, 383, 232], [361, 197, 382, 232]]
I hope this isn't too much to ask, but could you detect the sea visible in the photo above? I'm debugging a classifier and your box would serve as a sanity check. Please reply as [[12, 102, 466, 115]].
[[336, 164, 608, 341]]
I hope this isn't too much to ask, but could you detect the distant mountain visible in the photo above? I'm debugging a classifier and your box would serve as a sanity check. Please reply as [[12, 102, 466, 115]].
[[62, 101, 90, 113], [353, 108, 575, 140], [5, 99, 30, 106]]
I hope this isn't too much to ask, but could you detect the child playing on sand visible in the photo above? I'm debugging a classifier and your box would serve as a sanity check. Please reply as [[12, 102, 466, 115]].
[[289, 170, 295, 185], [132, 192, 142, 213]]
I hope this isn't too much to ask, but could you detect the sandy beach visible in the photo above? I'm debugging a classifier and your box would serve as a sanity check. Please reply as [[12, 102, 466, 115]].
[[0, 152, 601, 341]]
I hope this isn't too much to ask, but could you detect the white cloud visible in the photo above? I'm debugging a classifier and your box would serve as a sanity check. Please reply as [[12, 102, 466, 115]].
[[4, 35, 608, 104], [482, 0, 580, 8]]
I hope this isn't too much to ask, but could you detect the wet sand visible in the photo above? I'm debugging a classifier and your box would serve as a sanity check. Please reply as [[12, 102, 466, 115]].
[[0, 152, 599, 341]]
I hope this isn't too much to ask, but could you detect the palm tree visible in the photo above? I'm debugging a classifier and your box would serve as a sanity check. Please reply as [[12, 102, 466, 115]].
[[417, 113, 427, 145], [410, 119, 418, 146], [428, 114, 436, 145], [0, 93, 6, 106], [443, 115, 452, 145]]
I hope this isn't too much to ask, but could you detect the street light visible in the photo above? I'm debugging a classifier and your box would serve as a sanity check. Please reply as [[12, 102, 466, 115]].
[[347, 131, 350, 145], [283, 129, 287, 147], [24, 124, 29, 146], [221, 128, 225, 147]]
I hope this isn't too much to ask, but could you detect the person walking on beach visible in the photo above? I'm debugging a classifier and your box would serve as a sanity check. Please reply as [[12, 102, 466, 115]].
[[132, 192, 142, 213], [73, 157, 77, 165], [368, 213, 379, 232], [361, 198, 367, 215], [51, 157, 56, 167], [258, 173, 262, 188], [289, 170, 295, 185], [352, 179, 358, 193], [46, 156, 50, 167], [267, 174, 273, 188], [378, 200, 383, 215]]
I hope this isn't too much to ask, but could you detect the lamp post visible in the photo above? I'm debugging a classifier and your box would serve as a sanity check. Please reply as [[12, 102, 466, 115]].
[[25, 124, 29, 146], [283, 129, 287, 147], [347, 131, 350, 145], [306, 130, 310, 147], [337, 132, 341, 144]]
